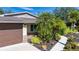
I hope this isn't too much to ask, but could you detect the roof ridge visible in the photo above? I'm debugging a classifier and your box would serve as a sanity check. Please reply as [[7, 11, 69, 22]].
[[1, 12, 37, 18]]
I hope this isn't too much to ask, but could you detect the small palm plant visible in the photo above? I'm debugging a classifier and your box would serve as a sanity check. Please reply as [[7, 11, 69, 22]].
[[64, 36, 77, 50]]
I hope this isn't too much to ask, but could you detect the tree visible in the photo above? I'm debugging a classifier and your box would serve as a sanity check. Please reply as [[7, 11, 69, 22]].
[[36, 12, 67, 42], [51, 18, 67, 40], [36, 12, 55, 42], [0, 8, 4, 14], [0, 8, 12, 14], [54, 7, 75, 21], [67, 10, 79, 29], [54, 7, 79, 29]]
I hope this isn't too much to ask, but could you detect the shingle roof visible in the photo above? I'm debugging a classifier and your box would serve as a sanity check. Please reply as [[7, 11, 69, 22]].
[[4, 12, 37, 18], [0, 17, 36, 23], [0, 12, 37, 23]]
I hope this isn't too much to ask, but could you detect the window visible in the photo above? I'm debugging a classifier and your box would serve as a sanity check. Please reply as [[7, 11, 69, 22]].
[[30, 24, 36, 32]]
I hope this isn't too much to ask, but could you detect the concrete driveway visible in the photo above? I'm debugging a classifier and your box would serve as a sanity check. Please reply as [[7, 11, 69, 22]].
[[0, 43, 40, 51]]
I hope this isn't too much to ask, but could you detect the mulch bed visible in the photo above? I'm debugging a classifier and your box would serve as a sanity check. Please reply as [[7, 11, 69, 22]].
[[33, 40, 57, 51], [65, 32, 79, 42]]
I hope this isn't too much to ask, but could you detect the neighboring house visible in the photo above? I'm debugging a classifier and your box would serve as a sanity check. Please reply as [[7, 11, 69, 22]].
[[0, 12, 37, 47]]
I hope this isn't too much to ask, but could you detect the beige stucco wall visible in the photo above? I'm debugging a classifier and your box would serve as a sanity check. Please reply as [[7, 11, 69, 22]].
[[23, 24, 34, 33], [23, 24, 33, 43], [23, 23, 35, 42], [23, 24, 27, 43]]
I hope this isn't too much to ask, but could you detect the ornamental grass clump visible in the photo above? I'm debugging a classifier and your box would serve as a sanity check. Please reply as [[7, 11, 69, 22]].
[[31, 36, 42, 44], [64, 36, 77, 50]]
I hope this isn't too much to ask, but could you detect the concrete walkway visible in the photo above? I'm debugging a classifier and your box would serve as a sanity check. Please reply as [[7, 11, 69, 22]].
[[0, 43, 40, 51], [51, 36, 67, 51]]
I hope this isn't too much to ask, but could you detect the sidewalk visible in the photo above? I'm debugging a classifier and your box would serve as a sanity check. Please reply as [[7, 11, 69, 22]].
[[51, 36, 67, 51], [0, 43, 40, 51]]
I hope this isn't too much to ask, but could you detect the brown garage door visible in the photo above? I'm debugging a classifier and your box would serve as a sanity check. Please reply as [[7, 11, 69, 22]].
[[0, 23, 23, 47]]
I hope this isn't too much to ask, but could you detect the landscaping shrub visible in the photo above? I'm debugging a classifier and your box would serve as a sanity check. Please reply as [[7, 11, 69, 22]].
[[55, 33, 61, 41], [71, 28, 78, 33], [64, 43, 71, 49], [67, 36, 76, 42], [76, 25, 79, 31], [64, 42, 77, 50], [64, 36, 77, 50], [64, 27, 72, 34], [64, 27, 78, 35], [31, 36, 42, 44], [71, 42, 77, 49]]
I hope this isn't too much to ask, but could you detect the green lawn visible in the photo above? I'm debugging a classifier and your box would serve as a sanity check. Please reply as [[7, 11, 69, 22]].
[[64, 48, 79, 51]]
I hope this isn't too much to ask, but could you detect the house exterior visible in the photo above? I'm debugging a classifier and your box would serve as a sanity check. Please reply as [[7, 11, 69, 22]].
[[0, 12, 37, 47]]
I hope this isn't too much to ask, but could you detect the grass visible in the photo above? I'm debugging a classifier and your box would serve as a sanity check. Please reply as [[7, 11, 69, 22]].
[[64, 48, 79, 51], [64, 42, 79, 51]]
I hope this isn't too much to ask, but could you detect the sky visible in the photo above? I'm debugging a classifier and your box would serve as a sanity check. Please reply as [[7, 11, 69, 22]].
[[0, 7, 56, 15], [1, 7, 79, 15]]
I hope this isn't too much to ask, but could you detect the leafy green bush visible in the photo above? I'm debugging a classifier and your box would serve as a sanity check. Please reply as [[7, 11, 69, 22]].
[[55, 33, 61, 40], [64, 36, 77, 50], [76, 25, 79, 31], [71, 42, 77, 49], [72, 29, 78, 32], [64, 42, 77, 50], [64, 27, 72, 34], [31, 36, 42, 44], [64, 27, 77, 34], [64, 43, 71, 49], [67, 36, 75, 42]]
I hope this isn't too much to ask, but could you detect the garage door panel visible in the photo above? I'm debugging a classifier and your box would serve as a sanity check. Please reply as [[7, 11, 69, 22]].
[[0, 23, 22, 47]]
